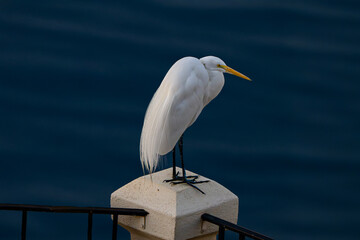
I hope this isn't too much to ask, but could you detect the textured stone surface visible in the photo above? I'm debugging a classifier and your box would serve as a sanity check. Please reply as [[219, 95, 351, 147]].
[[111, 167, 238, 240]]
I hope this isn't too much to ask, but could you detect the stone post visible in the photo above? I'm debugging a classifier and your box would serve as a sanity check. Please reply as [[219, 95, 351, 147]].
[[111, 167, 238, 240]]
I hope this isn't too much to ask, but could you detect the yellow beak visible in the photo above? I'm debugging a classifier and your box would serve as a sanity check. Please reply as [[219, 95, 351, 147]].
[[220, 65, 251, 81]]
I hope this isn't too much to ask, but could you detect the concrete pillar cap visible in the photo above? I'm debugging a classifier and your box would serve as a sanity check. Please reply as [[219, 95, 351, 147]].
[[111, 167, 238, 240]]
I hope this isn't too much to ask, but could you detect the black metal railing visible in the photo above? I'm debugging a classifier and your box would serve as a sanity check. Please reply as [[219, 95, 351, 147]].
[[0, 203, 148, 240], [0, 203, 272, 240], [202, 213, 273, 240]]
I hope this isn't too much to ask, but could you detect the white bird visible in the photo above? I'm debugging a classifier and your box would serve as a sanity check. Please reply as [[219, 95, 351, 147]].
[[140, 56, 251, 193]]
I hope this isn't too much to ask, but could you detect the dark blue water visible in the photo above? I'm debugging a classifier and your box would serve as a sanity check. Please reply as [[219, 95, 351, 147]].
[[1, 1, 359, 239]]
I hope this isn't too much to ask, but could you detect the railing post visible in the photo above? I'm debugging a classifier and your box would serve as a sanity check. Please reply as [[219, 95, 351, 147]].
[[112, 214, 118, 240], [87, 212, 93, 240], [218, 226, 225, 240], [21, 210, 27, 240]]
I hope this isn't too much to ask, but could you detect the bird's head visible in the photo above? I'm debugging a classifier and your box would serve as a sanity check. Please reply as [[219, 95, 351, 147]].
[[200, 56, 251, 81]]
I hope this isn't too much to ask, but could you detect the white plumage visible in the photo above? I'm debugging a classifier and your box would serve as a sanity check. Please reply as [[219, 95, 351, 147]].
[[140, 56, 250, 174]]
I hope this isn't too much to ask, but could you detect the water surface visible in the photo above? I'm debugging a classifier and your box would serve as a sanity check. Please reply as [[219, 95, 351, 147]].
[[0, 1, 359, 239]]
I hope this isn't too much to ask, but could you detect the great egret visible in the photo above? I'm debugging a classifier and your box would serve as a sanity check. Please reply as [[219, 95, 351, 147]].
[[140, 56, 251, 194]]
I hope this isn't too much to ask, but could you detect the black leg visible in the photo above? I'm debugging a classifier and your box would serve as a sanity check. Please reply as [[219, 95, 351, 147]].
[[179, 135, 186, 178], [163, 135, 209, 194], [172, 147, 176, 179], [178, 135, 198, 180]]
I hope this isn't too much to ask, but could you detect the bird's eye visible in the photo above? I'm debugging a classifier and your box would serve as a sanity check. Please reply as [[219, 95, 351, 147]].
[[217, 64, 220, 67]]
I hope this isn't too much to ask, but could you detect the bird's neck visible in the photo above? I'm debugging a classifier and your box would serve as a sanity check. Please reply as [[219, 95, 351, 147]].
[[204, 71, 225, 106]]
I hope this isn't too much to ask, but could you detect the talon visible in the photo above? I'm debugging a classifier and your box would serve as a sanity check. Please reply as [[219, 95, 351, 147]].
[[186, 182, 205, 194]]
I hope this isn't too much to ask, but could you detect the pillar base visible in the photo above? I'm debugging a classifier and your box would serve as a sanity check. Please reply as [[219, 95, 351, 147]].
[[124, 227, 216, 240]]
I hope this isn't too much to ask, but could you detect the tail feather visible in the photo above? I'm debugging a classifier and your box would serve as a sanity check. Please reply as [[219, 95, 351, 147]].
[[140, 81, 173, 174]]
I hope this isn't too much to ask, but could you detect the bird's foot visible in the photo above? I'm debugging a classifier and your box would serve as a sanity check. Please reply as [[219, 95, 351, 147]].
[[163, 172, 198, 182], [163, 175, 209, 194]]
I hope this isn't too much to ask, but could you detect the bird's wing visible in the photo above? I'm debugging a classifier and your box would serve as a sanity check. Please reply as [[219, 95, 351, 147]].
[[140, 57, 208, 173], [163, 72, 207, 152]]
